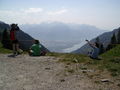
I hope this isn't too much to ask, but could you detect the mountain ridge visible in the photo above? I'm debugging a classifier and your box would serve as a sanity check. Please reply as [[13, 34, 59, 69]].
[[20, 22, 106, 52], [0, 21, 49, 52], [72, 27, 120, 54]]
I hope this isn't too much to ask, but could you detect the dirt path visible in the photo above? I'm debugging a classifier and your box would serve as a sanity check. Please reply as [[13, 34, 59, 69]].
[[0, 54, 119, 90]]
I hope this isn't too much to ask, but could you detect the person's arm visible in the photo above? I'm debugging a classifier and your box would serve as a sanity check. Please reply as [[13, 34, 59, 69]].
[[14, 24, 20, 40], [14, 30, 16, 40], [15, 24, 20, 31], [85, 40, 96, 48], [31, 44, 34, 50], [39, 44, 42, 50]]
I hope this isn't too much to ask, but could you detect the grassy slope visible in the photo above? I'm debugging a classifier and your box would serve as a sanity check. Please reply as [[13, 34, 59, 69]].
[[102, 45, 120, 57], [101, 45, 120, 76], [0, 42, 12, 53], [47, 45, 120, 76]]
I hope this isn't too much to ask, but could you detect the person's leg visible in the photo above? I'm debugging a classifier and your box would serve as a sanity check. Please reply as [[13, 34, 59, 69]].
[[16, 43, 20, 54], [15, 39, 20, 55], [29, 50, 33, 56], [41, 51, 46, 56], [12, 44, 16, 55]]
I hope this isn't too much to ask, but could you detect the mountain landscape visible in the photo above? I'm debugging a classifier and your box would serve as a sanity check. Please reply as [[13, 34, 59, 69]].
[[1, 21, 119, 55], [21, 22, 106, 52], [0, 21, 48, 51], [1, 0, 120, 90], [72, 27, 120, 54]]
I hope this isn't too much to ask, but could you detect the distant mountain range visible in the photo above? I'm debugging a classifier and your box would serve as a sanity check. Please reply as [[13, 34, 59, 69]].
[[72, 27, 120, 54], [0, 21, 49, 51], [21, 22, 106, 52]]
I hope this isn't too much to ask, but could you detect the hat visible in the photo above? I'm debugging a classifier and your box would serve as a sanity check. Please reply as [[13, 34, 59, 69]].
[[10, 23, 16, 27]]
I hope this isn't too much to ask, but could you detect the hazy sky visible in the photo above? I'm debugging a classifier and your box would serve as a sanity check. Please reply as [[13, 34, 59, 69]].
[[0, 0, 120, 30]]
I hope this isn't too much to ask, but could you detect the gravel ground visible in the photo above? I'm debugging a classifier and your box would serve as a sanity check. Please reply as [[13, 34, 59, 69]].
[[0, 54, 120, 90]]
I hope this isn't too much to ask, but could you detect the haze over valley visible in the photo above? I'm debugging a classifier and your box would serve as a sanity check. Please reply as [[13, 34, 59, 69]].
[[1, 0, 120, 52], [21, 22, 106, 52]]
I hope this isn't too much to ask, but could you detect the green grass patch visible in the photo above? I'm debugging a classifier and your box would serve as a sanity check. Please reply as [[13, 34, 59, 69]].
[[47, 52, 90, 63], [0, 42, 12, 53], [100, 45, 120, 76], [102, 45, 120, 57], [47, 45, 120, 76]]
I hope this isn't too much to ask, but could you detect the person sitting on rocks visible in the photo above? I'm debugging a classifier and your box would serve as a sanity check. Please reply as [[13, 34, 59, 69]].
[[86, 40, 100, 60], [29, 40, 47, 56]]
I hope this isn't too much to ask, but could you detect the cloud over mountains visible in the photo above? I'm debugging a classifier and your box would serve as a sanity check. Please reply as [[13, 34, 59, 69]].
[[0, 8, 69, 24]]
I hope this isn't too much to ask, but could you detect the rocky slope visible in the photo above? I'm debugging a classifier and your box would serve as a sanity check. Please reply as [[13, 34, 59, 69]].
[[72, 27, 120, 54]]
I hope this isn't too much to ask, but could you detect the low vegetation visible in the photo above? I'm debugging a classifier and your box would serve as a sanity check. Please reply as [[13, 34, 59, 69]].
[[47, 45, 120, 76], [101, 45, 120, 76], [0, 42, 12, 53]]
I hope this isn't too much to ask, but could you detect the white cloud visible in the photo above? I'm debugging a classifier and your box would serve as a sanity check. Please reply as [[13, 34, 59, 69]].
[[47, 9, 68, 15], [23, 8, 43, 13], [0, 8, 70, 24]]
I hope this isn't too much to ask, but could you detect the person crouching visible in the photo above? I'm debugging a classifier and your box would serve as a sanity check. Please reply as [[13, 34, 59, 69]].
[[29, 40, 42, 56]]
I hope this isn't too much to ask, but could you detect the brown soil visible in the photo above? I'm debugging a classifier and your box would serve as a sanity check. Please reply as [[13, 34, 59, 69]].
[[0, 54, 120, 90]]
